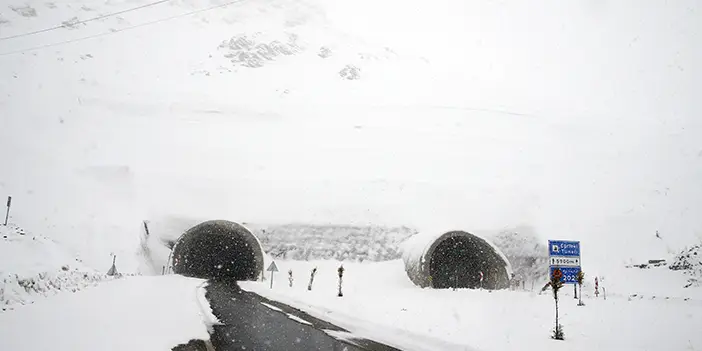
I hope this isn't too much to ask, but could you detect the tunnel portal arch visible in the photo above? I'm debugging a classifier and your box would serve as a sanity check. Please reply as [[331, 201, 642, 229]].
[[403, 230, 512, 289], [170, 220, 264, 281]]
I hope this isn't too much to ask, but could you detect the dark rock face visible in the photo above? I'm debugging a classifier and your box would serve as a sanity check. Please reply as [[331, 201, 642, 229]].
[[171, 220, 264, 281], [670, 245, 701, 271], [172, 339, 209, 351], [669, 244, 701, 288]]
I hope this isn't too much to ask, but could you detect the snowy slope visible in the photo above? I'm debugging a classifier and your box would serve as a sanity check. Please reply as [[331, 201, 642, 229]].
[[0, 224, 109, 309], [1, 0, 701, 274], [1, 3, 702, 350]]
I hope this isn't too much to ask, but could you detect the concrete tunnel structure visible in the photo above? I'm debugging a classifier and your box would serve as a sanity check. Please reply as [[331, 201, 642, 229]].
[[170, 220, 265, 281], [169, 220, 511, 290], [403, 230, 512, 289]]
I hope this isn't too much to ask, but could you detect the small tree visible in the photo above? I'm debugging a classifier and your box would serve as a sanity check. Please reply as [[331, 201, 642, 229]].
[[337, 265, 345, 297], [576, 270, 585, 306], [550, 268, 565, 340]]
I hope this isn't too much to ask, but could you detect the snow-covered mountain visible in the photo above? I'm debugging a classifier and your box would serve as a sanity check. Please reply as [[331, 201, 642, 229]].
[[1, 0, 701, 274]]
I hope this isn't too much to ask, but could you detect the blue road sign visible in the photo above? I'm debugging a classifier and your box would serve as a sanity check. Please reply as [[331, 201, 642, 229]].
[[548, 240, 580, 257], [550, 266, 581, 284], [549, 240, 581, 284]]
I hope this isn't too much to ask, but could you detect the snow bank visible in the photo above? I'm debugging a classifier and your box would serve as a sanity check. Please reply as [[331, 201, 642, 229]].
[[1, 224, 112, 310], [0, 275, 213, 351], [241, 259, 702, 351], [1, 270, 108, 310], [195, 281, 221, 333]]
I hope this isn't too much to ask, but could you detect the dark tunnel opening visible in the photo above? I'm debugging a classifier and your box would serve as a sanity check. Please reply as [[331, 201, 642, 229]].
[[427, 232, 510, 289], [171, 220, 264, 281], [430, 236, 482, 289]]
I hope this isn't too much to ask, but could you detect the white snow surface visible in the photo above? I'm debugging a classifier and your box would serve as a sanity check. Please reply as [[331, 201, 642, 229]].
[[0, 224, 111, 309], [241, 259, 702, 351], [1, 1, 702, 349], [0, 275, 214, 351], [0, 0, 701, 275]]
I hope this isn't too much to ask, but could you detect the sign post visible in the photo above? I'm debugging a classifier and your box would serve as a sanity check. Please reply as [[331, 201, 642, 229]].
[[548, 240, 581, 286], [4, 196, 11, 226], [267, 261, 279, 289]]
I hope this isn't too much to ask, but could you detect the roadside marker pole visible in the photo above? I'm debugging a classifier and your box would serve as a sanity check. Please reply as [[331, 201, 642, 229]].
[[3, 196, 11, 226]]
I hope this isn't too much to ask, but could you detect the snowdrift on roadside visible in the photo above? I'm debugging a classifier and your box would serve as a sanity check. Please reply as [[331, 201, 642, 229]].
[[0, 275, 213, 351], [0, 224, 110, 310]]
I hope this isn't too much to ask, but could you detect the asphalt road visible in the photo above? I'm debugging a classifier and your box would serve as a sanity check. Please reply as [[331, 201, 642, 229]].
[[206, 281, 400, 351]]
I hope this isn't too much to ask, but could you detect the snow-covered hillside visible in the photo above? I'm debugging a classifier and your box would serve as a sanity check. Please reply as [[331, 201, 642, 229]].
[[252, 223, 417, 261], [1, 0, 701, 281]]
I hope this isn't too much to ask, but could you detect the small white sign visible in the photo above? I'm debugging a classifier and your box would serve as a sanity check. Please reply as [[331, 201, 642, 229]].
[[550, 256, 580, 267]]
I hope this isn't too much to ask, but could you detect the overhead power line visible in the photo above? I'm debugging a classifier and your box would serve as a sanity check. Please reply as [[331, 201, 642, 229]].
[[0, 0, 247, 57], [0, 0, 174, 42]]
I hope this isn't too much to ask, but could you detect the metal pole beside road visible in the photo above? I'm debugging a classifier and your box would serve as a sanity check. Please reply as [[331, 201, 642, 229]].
[[4, 196, 11, 226], [267, 261, 279, 289]]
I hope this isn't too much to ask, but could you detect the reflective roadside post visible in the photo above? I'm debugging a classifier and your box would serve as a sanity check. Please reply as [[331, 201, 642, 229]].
[[308, 267, 317, 291]]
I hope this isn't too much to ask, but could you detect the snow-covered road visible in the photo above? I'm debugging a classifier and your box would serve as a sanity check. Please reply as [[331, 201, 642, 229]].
[[206, 280, 398, 350]]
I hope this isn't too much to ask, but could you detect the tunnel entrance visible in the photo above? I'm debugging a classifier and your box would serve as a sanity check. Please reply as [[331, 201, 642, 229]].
[[430, 235, 497, 289], [171, 220, 264, 281], [403, 230, 511, 289]]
